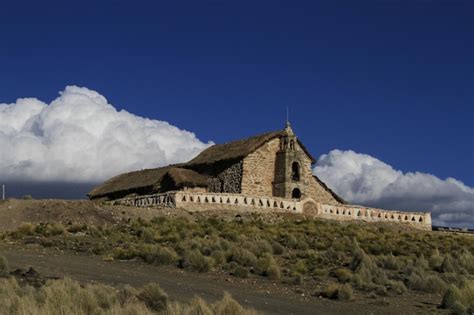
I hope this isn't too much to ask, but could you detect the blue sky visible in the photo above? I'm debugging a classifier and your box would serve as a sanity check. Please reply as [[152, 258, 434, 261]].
[[0, 1, 473, 226], [1, 0, 472, 184]]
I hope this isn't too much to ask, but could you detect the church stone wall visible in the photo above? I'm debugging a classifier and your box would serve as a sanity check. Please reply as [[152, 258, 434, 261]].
[[282, 141, 342, 205], [207, 160, 243, 193], [112, 192, 432, 231], [240, 137, 343, 205], [299, 151, 341, 205], [241, 138, 280, 196]]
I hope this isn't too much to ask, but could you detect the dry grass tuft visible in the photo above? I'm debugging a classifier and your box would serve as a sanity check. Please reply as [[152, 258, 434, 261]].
[[323, 283, 354, 301], [0, 255, 8, 276], [442, 281, 474, 315], [0, 277, 258, 315]]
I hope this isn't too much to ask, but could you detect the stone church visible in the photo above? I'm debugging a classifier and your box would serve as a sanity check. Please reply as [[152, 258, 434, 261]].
[[88, 123, 431, 230]]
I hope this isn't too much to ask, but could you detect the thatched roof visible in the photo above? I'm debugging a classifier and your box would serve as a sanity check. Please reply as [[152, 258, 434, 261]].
[[88, 165, 177, 199], [187, 129, 315, 166], [88, 164, 210, 199], [165, 168, 208, 188]]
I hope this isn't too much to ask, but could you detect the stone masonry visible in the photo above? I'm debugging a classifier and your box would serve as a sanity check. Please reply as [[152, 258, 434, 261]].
[[207, 160, 243, 193], [112, 191, 432, 231], [241, 138, 280, 196]]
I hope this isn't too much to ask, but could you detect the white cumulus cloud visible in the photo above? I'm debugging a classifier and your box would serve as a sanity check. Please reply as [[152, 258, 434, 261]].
[[0, 86, 212, 183], [314, 150, 474, 228]]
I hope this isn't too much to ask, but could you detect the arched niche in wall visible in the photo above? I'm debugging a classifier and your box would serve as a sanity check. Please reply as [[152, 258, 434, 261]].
[[291, 188, 301, 199]]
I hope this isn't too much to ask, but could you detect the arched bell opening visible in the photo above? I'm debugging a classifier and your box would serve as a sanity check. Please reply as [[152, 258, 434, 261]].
[[291, 162, 300, 181]]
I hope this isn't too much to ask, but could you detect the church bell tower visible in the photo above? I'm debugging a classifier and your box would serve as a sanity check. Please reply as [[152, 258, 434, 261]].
[[272, 122, 304, 199]]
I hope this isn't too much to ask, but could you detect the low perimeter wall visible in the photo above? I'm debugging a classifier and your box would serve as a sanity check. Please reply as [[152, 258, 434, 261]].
[[111, 191, 432, 230]]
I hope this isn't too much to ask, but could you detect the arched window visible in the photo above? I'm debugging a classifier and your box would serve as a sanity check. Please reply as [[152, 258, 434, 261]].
[[291, 188, 301, 199], [291, 162, 300, 181], [289, 140, 295, 149]]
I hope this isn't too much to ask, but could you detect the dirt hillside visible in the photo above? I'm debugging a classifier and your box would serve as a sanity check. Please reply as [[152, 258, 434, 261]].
[[0, 199, 193, 232]]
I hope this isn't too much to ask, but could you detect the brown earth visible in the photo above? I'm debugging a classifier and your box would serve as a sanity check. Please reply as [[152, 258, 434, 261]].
[[0, 199, 448, 314], [0, 246, 445, 315], [0, 199, 194, 232], [0, 198, 425, 232]]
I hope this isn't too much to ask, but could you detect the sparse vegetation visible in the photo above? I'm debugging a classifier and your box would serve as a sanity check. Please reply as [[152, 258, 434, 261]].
[[0, 276, 257, 315], [138, 283, 169, 312], [441, 282, 474, 315], [3, 213, 473, 304], [322, 283, 354, 301], [0, 255, 8, 276]]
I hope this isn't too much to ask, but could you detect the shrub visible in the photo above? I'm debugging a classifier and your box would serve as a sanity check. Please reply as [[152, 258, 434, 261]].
[[350, 239, 385, 289], [378, 253, 402, 270], [338, 283, 355, 301], [458, 249, 474, 274], [183, 250, 213, 272], [233, 266, 249, 278], [34, 222, 65, 236], [0, 255, 8, 275], [272, 242, 285, 255], [228, 247, 258, 268], [152, 246, 178, 265], [67, 223, 87, 234], [291, 260, 308, 275], [442, 282, 474, 315], [137, 245, 178, 265], [212, 292, 258, 315], [266, 264, 281, 280], [255, 240, 273, 254], [180, 296, 213, 315], [323, 283, 354, 301], [242, 241, 260, 257], [21, 194, 33, 200], [314, 268, 328, 277], [407, 272, 447, 294], [255, 254, 281, 279], [439, 255, 457, 273], [322, 283, 340, 299], [211, 250, 226, 265], [415, 253, 429, 270], [387, 280, 407, 295], [90, 283, 117, 309], [17, 222, 35, 235], [429, 248, 443, 270], [334, 268, 352, 283], [1, 277, 256, 314], [138, 283, 168, 312], [117, 285, 139, 305]]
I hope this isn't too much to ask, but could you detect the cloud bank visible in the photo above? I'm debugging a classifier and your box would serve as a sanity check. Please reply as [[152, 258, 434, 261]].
[[2, 86, 471, 228], [0, 86, 211, 183], [314, 150, 474, 228]]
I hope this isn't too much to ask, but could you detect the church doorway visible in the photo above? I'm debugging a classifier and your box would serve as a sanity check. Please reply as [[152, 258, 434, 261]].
[[291, 188, 301, 199]]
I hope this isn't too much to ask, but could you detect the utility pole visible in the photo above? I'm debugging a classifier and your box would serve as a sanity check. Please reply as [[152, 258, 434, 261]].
[[2, 184, 4, 201]]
